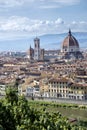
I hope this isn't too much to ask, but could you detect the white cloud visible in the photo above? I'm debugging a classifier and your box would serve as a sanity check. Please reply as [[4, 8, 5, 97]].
[[72, 21, 77, 24], [68, 20, 87, 32], [0, 0, 22, 7], [0, 16, 65, 33], [0, 16, 87, 41], [53, 0, 80, 5], [55, 18, 64, 24], [0, 0, 80, 8], [79, 21, 87, 24], [40, 5, 60, 9], [31, 0, 80, 4], [39, 0, 80, 9]]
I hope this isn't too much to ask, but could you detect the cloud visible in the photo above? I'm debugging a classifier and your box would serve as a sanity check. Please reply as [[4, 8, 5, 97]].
[[67, 20, 87, 32], [55, 18, 64, 24], [53, 0, 80, 5], [0, 0, 80, 8], [0, 16, 65, 35], [0, 0, 22, 7], [0, 16, 87, 41], [38, 0, 80, 9]]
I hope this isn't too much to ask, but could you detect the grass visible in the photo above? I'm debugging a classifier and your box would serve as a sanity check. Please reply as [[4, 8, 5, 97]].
[[28, 100, 87, 121]]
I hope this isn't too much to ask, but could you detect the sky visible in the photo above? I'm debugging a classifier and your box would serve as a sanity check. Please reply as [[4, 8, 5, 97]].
[[0, 0, 87, 51]]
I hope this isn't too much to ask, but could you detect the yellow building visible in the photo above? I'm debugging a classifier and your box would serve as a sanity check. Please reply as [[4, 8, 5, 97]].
[[48, 77, 87, 100], [48, 78, 70, 98], [68, 83, 87, 100]]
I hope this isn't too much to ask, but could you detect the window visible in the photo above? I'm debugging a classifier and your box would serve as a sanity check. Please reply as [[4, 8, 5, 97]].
[[71, 49, 73, 52], [65, 49, 67, 51], [77, 87, 78, 89], [77, 96, 79, 99]]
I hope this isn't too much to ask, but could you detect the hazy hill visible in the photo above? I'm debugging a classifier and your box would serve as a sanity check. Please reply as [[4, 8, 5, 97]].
[[0, 32, 87, 51], [39, 32, 87, 49]]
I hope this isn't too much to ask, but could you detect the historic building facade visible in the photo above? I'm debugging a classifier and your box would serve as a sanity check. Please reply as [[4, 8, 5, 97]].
[[48, 77, 87, 100], [27, 37, 44, 61]]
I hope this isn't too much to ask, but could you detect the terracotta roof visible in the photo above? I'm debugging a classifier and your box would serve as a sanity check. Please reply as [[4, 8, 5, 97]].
[[49, 78, 69, 83], [71, 83, 87, 87], [62, 30, 79, 47]]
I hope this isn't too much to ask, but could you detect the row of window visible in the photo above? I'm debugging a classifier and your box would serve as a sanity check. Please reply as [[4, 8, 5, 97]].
[[49, 85, 85, 90], [49, 82, 67, 84], [49, 89, 87, 94]]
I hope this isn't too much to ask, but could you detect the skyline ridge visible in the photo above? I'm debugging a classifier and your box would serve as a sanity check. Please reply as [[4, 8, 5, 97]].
[[0, 31, 87, 52]]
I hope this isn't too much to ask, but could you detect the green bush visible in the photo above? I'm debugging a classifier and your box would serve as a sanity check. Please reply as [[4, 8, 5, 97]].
[[0, 86, 87, 130]]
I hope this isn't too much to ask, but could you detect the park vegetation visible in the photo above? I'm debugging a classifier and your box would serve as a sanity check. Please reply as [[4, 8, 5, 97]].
[[0, 86, 87, 130]]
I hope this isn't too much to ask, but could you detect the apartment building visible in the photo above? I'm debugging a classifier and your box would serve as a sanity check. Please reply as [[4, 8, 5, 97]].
[[48, 77, 87, 100]]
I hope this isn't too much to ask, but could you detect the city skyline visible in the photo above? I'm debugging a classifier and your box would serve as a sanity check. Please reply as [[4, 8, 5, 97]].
[[0, 0, 87, 51]]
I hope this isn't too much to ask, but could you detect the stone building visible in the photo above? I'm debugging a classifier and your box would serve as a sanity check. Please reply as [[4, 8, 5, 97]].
[[61, 29, 83, 59], [27, 45, 34, 60], [48, 77, 87, 100], [27, 37, 44, 61], [34, 37, 41, 60]]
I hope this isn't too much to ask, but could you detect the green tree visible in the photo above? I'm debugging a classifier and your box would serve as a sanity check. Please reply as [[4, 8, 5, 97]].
[[0, 86, 86, 130], [5, 86, 18, 105]]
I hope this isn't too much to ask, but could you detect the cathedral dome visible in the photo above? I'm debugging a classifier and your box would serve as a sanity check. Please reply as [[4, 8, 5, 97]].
[[61, 29, 84, 59], [62, 29, 79, 48], [61, 29, 79, 53]]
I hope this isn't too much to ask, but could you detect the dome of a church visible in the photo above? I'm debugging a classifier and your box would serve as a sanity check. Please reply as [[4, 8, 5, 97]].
[[61, 29, 79, 53], [62, 29, 79, 48], [61, 29, 84, 59]]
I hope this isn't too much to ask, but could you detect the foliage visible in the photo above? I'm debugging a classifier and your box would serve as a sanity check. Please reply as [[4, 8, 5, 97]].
[[0, 86, 87, 130]]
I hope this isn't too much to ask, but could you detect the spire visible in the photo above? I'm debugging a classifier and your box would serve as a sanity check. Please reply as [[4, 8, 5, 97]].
[[29, 45, 32, 50], [68, 29, 71, 36]]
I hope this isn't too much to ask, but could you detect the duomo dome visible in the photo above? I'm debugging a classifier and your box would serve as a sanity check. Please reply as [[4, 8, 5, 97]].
[[61, 29, 79, 53], [61, 29, 83, 59]]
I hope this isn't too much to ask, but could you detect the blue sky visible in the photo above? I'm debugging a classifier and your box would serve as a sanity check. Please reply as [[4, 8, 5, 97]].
[[0, 0, 87, 51]]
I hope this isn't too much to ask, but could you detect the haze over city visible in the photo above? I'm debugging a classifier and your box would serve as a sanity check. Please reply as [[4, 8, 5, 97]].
[[0, 0, 87, 51]]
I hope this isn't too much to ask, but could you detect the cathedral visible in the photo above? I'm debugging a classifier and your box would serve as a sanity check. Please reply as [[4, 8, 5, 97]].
[[61, 29, 83, 59], [27, 29, 83, 61]]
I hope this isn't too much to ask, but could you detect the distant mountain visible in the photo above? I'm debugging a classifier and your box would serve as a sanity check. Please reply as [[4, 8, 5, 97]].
[[39, 32, 87, 49], [0, 32, 87, 52]]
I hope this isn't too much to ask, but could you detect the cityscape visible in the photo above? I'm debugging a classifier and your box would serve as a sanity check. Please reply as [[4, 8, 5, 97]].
[[0, 0, 87, 129], [0, 29, 87, 101]]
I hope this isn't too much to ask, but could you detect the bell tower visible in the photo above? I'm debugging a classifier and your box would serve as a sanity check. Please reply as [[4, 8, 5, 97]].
[[34, 37, 40, 60]]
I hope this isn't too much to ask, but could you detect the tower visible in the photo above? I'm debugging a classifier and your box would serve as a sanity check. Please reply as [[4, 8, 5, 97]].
[[40, 49, 44, 60], [34, 37, 41, 60], [27, 45, 34, 60]]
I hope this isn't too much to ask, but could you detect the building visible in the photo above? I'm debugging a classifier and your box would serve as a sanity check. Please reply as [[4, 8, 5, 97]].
[[48, 77, 87, 100], [27, 45, 34, 60], [48, 78, 70, 98], [68, 83, 87, 100], [26, 86, 40, 97], [75, 66, 87, 83], [34, 37, 41, 60], [27, 37, 44, 61], [44, 50, 60, 61], [61, 29, 83, 59], [27, 29, 84, 61]]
